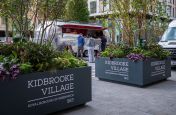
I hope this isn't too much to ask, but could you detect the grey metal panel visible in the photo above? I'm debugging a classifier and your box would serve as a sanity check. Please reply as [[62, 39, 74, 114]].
[[143, 58, 171, 85], [0, 67, 92, 115], [95, 57, 171, 86]]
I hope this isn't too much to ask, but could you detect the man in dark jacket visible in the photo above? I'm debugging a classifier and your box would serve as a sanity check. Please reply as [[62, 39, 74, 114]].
[[77, 33, 85, 58], [101, 35, 107, 52]]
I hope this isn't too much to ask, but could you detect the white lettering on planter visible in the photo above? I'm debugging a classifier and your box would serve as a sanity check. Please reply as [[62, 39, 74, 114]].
[[27, 74, 74, 88], [28, 81, 34, 88], [27, 93, 74, 108], [151, 61, 166, 77], [105, 60, 129, 79], [27, 74, 75, 108], [105, 60, 128, 66], [41, 83, 74, 95]]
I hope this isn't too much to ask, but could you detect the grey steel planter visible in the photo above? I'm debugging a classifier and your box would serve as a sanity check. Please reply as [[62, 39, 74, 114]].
[[0, 67, 91, 115], [95, 57, 171, 86]]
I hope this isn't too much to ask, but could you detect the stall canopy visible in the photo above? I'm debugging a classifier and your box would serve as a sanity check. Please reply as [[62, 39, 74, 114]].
[[62, 24, 107, 30]]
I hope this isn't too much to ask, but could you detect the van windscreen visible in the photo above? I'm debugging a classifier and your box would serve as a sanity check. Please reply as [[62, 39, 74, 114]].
[[161, 27, 176, 41]]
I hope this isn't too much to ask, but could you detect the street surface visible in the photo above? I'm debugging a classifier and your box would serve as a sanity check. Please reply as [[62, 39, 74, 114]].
[[53, 62, 176, 115]]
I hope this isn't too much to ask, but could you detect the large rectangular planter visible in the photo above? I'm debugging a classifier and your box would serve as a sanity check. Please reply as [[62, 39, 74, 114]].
[[0, 67, 91, 115], [95, 57, 171, 86]]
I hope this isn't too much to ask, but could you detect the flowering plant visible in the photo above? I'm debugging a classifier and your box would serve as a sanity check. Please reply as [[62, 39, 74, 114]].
[[0, 64, 20, 80], [101, 43, 170, 61], [127, 53, 145, 62], [9, 64, 20, 79], [0, 54, 20, 80], [0, 66, 7, 80]]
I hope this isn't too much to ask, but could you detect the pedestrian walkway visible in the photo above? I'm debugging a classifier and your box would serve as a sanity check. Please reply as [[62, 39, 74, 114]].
[[53, 63, 176, 115], [88, 62, 95, 77]]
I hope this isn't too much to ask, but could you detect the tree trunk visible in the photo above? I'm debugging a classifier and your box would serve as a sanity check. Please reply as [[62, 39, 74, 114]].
[[5, 17, 9, 41]]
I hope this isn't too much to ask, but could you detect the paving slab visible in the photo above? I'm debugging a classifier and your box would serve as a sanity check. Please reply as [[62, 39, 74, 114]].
[[52, 64, 176, 115]]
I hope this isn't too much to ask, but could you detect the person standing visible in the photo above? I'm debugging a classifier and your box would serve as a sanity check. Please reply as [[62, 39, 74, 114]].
[[101, 35, 107, 52], [87, 37, 95, 63], [77, 33, 85, 58]]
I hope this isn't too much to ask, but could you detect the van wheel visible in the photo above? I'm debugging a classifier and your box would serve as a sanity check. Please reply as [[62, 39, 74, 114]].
[[84, 50, 88, 57], [84, 50, 98, 57], [94, 50, 98, 56]]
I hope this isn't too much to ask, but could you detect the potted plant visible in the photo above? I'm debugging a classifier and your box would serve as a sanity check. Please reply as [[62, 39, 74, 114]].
[[96, 43, 171, 86], [0, 42, 91, 115]]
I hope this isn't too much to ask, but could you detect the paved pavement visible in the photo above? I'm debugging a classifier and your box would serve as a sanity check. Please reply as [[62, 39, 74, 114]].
[[88, 62, 95, 77], [53, 63, 176, 115]]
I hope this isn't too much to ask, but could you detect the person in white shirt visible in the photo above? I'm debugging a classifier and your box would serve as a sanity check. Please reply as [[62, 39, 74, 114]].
[[87, 36, 95, 63]]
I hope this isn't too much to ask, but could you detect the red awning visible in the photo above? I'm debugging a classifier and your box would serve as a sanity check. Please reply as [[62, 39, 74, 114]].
[[62, 24, 107, 30]]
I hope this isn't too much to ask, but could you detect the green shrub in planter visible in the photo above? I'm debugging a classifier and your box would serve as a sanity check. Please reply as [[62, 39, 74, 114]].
[[0, 42, 88, 79], [97, 43, 171, 86], [101, 43, 171, 61], [19, 63, 32, 74]]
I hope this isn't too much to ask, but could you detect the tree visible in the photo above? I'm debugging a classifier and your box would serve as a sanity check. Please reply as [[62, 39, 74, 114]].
[[65, 0, 89, 22], [0, 0, 67, 42], [110, 0, 169, 47], [0, 0, 32, 39], [34, 0, 67, 44]]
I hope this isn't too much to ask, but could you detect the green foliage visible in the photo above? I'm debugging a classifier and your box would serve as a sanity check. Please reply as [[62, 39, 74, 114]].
[[101, 51, 110, 57], [0, 42, 88, 74], [50, 56, 87, 70], [0, 0, 32, 39], [35, 62, 50, 72], [37, 0, 67, 20], [24, 43, 57, 67], [101, 44, 131, 58], [65, 0, 89, 22], [0, 0, 67, 40], [0, 44, 14, 56], [0, 52, 19, 70], [131, 47, 143, 54], [51, 57, 70, 70], [101, 43, 170, 60], [13, 37, 27, 43], [111, 0, 169, 46], [78, 60, 88, 67], [0, 55, 4, 62], [0, 42, 58, 66], [112, 49, 126, 58], [58, 51, 74, 59], [20, 63, 32, 74], [142, 50, 157, 58], [68, 58, 80, 68], [144, 43, 171, 59]]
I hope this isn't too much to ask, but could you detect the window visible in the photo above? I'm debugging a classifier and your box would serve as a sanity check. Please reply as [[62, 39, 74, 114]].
[[90, 1, 97, 14], [1, 18, 5, 25], [173, 8, 175, 17], [162, 27, 176, 41], [167, 5, 172, 16], [99, 0, 108, 13], [109, 0, 112, 11]]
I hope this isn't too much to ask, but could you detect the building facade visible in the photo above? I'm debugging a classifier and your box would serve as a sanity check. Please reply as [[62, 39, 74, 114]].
[[0, 17, 6, 31], [160, 0, 176, 19], [88, 0, 176, 19]]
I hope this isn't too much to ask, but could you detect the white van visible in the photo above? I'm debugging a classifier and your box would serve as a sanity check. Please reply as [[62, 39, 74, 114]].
[[159, 20, 176, 65], [34, 21, 110, 56]]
